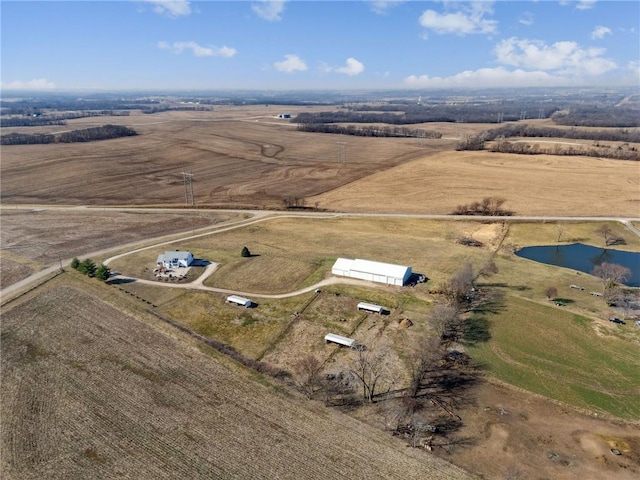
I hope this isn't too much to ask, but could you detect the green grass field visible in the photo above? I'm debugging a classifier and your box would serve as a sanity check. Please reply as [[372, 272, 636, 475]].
[[466, 295, 640, 420]]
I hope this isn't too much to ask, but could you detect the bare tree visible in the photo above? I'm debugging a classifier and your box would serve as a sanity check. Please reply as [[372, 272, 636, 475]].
[[442, 263, 475, 307], [479, 260, 499, 277], [595, 224, 614, 247], [428, 304, 462, 343], [592, 262, 631, 292], [407, 335, 443, 398], [294, 355, 324, 399], [349, 347, 392, 403], [556, 223, 565, 242], [544, 286, 558, 300]]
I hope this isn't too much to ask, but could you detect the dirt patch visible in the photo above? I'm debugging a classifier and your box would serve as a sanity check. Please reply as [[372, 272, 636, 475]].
[[436, 380, 640, 480]]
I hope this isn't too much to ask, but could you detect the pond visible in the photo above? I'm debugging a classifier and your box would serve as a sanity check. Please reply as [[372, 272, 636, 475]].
[[516, 243, 640, 287]]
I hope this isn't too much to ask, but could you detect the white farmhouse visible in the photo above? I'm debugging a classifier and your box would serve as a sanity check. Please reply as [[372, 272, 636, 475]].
[[156, 250, 194, 269], [332, 258, 412, 287]]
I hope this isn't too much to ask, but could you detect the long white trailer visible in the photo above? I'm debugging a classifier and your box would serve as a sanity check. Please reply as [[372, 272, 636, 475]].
[[357, 302, 384, 314], [226, 295, 252, 308], [324, 333, 356, 348]]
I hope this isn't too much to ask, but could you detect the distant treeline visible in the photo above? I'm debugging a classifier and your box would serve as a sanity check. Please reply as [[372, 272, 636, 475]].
[[483, 124, 640, 143], [553, 107, 640, 127], [487, 140, 640, 161], [295, 110, 530, 125], [455, 123, 640, 160], [295, 103, 640, 128], [141, 106, 213, 114], [0, 110, 130, 127], [0, 124, 137, 145], [296, 123, 442, 138]]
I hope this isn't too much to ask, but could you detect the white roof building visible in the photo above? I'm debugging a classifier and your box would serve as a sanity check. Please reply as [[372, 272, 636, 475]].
[[324, 333, 356, 348], [156, 251, 194, 268], [332, 258, 412, 287]]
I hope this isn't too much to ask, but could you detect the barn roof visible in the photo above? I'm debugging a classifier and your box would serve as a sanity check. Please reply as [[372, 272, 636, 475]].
[[333, 258, 411, 279]]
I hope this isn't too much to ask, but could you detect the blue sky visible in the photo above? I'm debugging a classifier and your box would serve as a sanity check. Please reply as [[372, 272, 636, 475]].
[[1, 1, 638, 91]]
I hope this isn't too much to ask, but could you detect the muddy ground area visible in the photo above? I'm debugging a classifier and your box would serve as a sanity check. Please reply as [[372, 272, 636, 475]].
[[425, 380, 639, 479]]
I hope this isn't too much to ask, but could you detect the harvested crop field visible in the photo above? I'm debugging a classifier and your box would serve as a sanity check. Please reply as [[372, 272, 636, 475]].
[[0, 208, 238, 289], [309, 150, 640, 216], [0, 277, 473, 480], [0, 109, 432, 208], [2, 108, 637, 215]]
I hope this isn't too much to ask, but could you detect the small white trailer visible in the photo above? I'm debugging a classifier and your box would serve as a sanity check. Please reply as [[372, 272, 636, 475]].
[[324, 333, 356, 348], [226, 295, 252, 308], [357, 302, 385, 314]]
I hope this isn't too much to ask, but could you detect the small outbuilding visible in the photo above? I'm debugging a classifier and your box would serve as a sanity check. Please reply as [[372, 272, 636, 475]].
[[157, 250, 194, 269], [357, 302, 385, 314], [226, 295, 252, 308], [332, 258, 412, 286], [324, 333, 356, 348]]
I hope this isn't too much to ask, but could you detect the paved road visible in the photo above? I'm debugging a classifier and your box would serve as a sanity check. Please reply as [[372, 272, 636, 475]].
[[2, 205, 639, 301]]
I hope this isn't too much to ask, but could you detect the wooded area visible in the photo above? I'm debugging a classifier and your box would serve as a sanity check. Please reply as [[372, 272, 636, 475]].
[[0, 124, 138, 145]]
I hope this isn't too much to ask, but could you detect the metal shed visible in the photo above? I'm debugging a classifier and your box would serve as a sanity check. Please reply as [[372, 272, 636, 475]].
[[332, 258, 412, 286], [226, 295, 252, 308], [357, 302, 384, 314], [324, 333, 356, 348]]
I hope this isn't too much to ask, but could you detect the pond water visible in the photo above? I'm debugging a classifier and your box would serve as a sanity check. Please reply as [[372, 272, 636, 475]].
[[516, 243, 640, 287]]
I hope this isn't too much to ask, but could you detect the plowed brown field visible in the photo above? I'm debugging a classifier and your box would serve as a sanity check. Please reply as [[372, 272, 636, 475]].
[[0, 279, 473, 479], [0, 109, 433, 208], [2, 107, 637, 215]]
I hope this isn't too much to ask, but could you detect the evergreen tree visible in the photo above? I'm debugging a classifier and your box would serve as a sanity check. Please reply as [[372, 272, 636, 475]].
[[95, 264, 111, 282], [78, 258, 96, 277], [71, 257, 80, 270], [241, 246, 251, 258]]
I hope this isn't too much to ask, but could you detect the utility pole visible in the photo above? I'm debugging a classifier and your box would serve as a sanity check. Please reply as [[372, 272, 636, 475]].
[[336, 141, 347, 165], [181, 171, 195, 206]]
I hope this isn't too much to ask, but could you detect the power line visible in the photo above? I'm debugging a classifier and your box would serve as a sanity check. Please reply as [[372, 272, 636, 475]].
[[181, 171, 195, 206], [336, 141, 347, 165]]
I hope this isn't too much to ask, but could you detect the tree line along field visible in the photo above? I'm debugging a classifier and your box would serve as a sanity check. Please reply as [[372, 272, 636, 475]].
[[1, 276, 474, 480], [1, 106, 637, 215]]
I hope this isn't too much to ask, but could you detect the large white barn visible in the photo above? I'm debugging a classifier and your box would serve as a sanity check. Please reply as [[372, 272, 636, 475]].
[[331, 258, 412, 287]]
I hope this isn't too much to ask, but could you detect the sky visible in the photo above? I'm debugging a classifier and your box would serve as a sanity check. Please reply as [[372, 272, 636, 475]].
[[1, 0, 639, 91]]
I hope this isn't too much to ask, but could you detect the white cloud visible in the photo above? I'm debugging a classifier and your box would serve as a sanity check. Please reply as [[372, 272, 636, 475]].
[[576, 0, 596, 10], [495, 37, 616, 76], [369, 1, 405, 15], [560, 0, 596, 10], [591, 25, 612, 40], [158, 41, 236, 58], [252, 0, 287, 21], [0, 78, 56, 90], [144, 0, 191, 18], [518, 12, 534, 26], [404, 67, 573, 88], [335, 58, 365, 76], [419, 2, 497, 36], [273, 54, 308, 73]]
